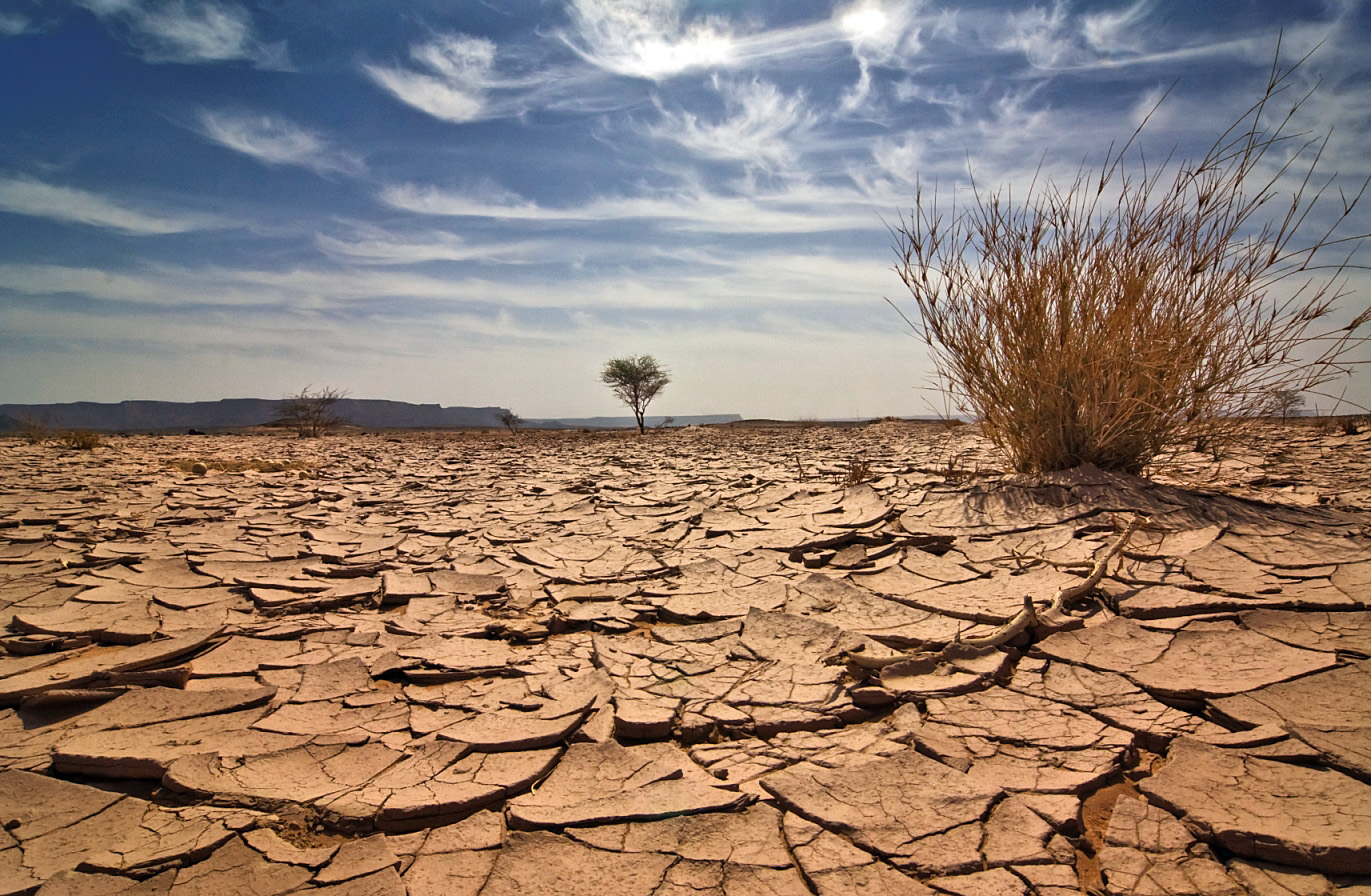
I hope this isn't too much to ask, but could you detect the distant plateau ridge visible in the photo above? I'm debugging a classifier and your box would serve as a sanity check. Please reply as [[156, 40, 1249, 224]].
[[0, 399, 741, 432]]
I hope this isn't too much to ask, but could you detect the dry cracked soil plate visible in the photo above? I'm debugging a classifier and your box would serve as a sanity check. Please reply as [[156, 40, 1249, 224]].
[[2, 423, 1371, 895]]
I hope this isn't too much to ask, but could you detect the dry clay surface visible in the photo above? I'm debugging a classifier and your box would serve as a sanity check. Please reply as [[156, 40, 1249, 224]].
[[1, 421, 1370, 896]]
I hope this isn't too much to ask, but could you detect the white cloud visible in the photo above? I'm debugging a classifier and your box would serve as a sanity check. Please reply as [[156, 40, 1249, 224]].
[[0, 177, 216, 234], [0, 11, 30, 35], [79, 0, 288, 68], [364, 33, 497, 123], [0, 263, 248, 305], [379, 179, 884, 235], [562, 0, 736, 79], [871, 134, 924, 184], [998, 2, 1076, 69], [379, 183, 549, 220], [1081, 1, 1151, 55], [195, 109, 362, 175], [648, 78, 817, 170], [315, 226, 534, 266], [989, 0, 1247, 73]]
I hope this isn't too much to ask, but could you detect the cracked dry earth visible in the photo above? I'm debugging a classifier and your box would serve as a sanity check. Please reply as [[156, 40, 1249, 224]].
[[2, 421, 1370, 896]]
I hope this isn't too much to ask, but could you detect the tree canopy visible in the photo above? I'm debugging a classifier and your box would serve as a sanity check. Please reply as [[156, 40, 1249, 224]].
[[601, 355, 670, 434]]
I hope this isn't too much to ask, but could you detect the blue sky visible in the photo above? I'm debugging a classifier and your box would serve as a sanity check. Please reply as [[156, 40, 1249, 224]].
[[1, 0, 1368, 419]]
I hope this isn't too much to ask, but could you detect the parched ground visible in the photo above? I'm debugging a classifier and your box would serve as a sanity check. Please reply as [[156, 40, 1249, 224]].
[[1, 421, 1369, 895]]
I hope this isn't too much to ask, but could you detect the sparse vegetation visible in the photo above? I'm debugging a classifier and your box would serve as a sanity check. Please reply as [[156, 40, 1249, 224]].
[[497, 411, 524, 434], [56, 430, 102, 450], [18, 418, 48, 445], [890, 47, 1369, 475], [278, 386, 347, 438], [841, 456, 873, 487], [600, 355, 670, 435]]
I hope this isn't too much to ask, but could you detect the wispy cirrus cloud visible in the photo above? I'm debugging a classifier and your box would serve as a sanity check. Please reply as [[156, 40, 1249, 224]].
[[990, 0, 1264, 73], [315, 224, 533, 266], [79, 0, 288, 67], [870, 134, 924, 185], [561, 0, 736, 80], [648, 78, 818, 172], [364, 32, 500, 123], [1081, 0, 1152, 55], [0, 176, 218, 234], [379, 179, 886, 235], [195, 109, 362, 175]]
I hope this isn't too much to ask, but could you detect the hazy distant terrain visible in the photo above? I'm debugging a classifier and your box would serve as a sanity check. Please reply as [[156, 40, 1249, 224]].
[[0, 399, 743, 432]]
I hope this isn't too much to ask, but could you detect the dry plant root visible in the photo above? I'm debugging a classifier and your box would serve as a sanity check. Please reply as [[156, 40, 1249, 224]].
[[835, 514, 1144, 670]]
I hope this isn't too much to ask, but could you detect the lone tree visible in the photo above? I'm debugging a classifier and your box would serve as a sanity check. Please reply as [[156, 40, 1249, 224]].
[[1268, 389, 1306, 424], [601, 355, 670, 434], [889, 45, 1368, 475], [278, 386, 347, 437], [496, 410, 523, 434]]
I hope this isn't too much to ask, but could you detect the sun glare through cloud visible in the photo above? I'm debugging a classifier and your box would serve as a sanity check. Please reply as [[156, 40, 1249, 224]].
[[840, 4, 889, 41]]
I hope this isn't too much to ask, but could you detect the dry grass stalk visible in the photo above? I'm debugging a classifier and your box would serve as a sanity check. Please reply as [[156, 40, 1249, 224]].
[[890, 45, 1369, 474], [841, 456, 872, 487]]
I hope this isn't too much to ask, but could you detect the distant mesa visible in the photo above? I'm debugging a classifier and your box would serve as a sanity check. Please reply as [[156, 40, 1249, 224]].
[[0, 399, 505, 432], [0, 400, 741, 433]]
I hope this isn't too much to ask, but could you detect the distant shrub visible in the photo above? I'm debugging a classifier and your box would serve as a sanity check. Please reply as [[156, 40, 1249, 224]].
[[57, 430, 102, 450], [889, 48, 1368, 475], [278, 386, 347, 438], [497, 411, 523, 434], [18, 419, 48, 445]]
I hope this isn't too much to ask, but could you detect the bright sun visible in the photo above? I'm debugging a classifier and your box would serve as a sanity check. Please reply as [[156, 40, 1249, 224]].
[[840, 5, 888, 40]]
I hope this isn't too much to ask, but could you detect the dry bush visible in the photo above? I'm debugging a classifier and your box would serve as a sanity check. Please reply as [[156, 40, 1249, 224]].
[[278, 386, 347, 438], [890, 47, 1369, 475], [56, 430, 102, 450], [18, 419, 48, 445]]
